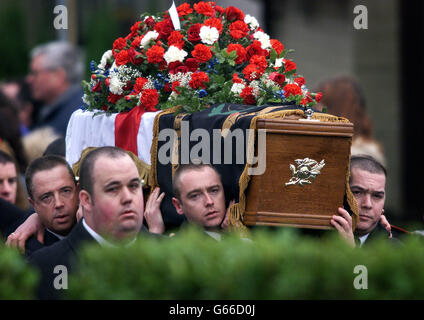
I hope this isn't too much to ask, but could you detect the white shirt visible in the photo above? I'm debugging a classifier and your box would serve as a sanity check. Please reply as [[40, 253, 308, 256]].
[[358, 234, 370, 247], [82, 218, 136, 247]]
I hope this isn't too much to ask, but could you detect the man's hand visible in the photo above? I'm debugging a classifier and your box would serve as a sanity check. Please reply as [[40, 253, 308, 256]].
[[379, 214, 392, 238], [220, 199, 236, 231], [331, 208, 355, 248], [144, 187, 165, 234], [5, 213, 44, 253]]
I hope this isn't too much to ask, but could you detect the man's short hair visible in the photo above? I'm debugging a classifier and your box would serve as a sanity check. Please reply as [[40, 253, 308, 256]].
[[0, 150, 15, 166], [350, 154, 387, 179], [31, 41, 84, 85], [78, 146, 130, 196], [25, 155, 76, 199], [172, 163, 222, 200]]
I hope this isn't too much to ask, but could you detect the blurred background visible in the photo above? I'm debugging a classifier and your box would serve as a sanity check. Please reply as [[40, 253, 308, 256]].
[[0, 0, 422, 228]]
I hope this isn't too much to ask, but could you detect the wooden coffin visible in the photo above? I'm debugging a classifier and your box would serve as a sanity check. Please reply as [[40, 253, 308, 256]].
[[244, 116, 354, 230]]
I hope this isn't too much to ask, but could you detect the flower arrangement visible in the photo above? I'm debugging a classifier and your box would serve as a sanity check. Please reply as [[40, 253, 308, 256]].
[[82, 1, 322, 114]]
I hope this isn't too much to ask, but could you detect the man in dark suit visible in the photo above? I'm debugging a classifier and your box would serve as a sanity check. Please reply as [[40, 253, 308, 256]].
[[349, 155, 398, 247], [29, 146, 146, 299], [26, 41, 84, 137], [6, 155, 79, 255]]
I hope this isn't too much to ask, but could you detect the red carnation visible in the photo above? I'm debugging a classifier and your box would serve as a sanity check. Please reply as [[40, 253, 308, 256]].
[[134, 77, 149, 94], [226, 6, 245, 22], [269, 72, 286, 86], [214, 5, 225, 15], [187, 23, 202, 43], [154, 19, 173, 40], [130, 21, 142, 37], [146, 45, 165, 64], [315, 92, 323, 103], [232, 73, 245, 84], [242, 64, 261, 81], [168, 31, 185, 49], [128, 47, 143, 65], [177, 3, 193, 16], [294, 76, 305, 87], [246, 40, 269, 59], [112, 37, 127, 57], [283, 84, 302, 97], [194, 1, 215, 16], [284, 59, 296, 72], [189, 71, 210, 89], [204, 17, 223, 34], [91, 81, 102, 92], [185, 58, 199, 72], [172, 81, 181, 94], [227, 44, 247, 64], [168, 62, 183, 74], [240, 86, 256, 104], [107, 93, 123, 104], [144, 17, 156, 28], [140, 89, 159, 111], [115, 50, 130, 66], [191, 44, 212, 63], [249, 55, 267, 73], [229, 21, 249, 40], [270, 39, 284, 55]]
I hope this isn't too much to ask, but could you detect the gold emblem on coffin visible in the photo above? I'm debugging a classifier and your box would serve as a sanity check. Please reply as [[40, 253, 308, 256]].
[[285, 158, 326, 186]]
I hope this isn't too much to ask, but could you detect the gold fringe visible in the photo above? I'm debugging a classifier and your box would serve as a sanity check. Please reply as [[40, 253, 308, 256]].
[[71, 146, 151, 187], [149, 106, 183, 189]]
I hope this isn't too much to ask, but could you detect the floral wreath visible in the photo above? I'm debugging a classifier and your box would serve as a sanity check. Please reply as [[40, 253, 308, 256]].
[[82, 1, 322, 114]]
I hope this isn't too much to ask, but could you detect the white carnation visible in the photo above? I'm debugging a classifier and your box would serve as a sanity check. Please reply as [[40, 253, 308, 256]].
[[199, 26, 219, 45], [109, 75, 124, 95], [253, 31, 271, 49], [98, 50, 113, 69], [244, 14, 259, 30], [274, 58, 283, 68], [231, 82, 245, 94], [164, 46, 188, 64], [140, 31, 159, 48]]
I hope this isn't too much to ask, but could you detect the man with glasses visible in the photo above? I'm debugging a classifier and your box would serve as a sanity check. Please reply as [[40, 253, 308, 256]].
[[21, 155, 79, 254], [26, 41, 84, 137]]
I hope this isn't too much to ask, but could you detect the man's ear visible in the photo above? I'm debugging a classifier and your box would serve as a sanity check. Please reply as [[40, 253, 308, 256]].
[[28, 197, 34, 208], [172, 197, 184, 216], [79, 190, 92, 211]]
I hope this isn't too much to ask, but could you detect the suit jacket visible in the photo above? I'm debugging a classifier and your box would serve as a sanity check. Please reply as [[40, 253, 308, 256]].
[[359, 222, 401, 247], [0, 198, 31, 237], [33, 85, 83, 137], [25, 229, 63, 258], [28, 220, 160, 299]]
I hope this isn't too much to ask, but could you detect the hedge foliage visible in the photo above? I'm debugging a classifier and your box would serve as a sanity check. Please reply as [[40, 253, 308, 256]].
[[63, 227, 424, 299], [0, 243, 39, 299]]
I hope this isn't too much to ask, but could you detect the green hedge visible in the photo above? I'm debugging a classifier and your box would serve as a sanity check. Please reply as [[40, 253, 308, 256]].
[[63, 228, 424, 299], [0, 244, 39, 299]]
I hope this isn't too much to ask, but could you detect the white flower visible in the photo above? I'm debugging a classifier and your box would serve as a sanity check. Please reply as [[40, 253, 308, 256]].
[[253, 31, 271, 50], [164, 46, 188, 64], [199, 26, 219, 45], [231, 82, 245, 94], [97, 50, 113, 70], [274, 58, 284, 68], [82, 94, 90, 106], [244, 14, 259, 30], [109, 75, 124, 95], [140, 31, 159, 48]]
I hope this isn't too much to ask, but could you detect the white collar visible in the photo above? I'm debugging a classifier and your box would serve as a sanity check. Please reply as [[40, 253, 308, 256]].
[[81, 219, 136, 248], [45, 228, 66, 241], [204, 230, 222, 241], [358, 233, 370, 247]]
